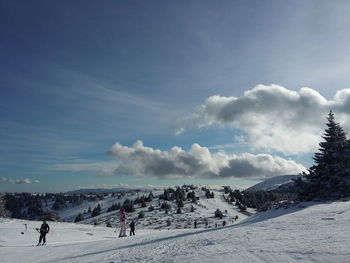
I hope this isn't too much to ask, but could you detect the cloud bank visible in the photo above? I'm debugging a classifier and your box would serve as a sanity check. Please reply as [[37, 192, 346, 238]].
[[174, 85, 350, 154], [0, 177, 38, 184], [107, 141, 306, 179]]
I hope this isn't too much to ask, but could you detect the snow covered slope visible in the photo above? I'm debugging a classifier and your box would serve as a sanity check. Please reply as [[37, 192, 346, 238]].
[[2, 200, 350, 262], [246, 174, 300, 191], [57, 189, 248, 230]]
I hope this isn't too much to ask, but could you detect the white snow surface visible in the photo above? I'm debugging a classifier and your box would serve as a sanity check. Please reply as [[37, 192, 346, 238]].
[[2, 200, 350, 262], [246, 175, 300, 191]]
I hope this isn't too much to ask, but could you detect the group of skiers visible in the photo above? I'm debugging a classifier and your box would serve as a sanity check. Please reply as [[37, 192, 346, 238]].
[[35, 208, 136, 245]]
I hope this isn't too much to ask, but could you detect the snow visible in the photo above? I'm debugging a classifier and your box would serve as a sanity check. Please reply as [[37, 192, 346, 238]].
[[64, 189, 246, 230], [2, 200, 350, 262], [246, 175, 300, 191], [56, 191, 159, 222]]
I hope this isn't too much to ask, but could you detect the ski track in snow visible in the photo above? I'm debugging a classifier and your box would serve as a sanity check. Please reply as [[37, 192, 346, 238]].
[[2, 197, 350, 262]]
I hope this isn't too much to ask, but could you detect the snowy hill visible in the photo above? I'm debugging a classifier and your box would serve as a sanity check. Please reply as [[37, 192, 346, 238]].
[[2, 200, 350, 262], [246, 174, 301, 192], [6, 188, 248, 230], [75, 189, 249, 231]]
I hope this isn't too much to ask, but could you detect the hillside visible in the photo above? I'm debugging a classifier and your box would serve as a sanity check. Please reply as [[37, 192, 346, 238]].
[[246, 175, 301, 192], [78, 188, 250, 230], [3, 187, 250, 231], [1, 200, 350, 262]]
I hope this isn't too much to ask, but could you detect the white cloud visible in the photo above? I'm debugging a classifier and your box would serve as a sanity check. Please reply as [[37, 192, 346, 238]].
[[0, 177, 33, 184], [174, 85, 350, 154], [107, 141, 306, 179]]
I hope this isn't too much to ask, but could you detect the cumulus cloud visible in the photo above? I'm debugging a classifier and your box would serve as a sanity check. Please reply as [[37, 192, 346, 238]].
[[107, 141, 306, 179], [174, 85, 350, 154], [0, 177, 34, 184]]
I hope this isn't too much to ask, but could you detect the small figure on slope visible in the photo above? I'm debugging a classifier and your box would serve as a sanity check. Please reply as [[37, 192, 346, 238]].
[[118, 207, 127, 238], [129, 220, 135, 236], [37, 220, 50, 246]]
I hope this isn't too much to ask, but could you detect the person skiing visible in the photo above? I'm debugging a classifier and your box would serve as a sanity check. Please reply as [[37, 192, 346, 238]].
[[129, 220, 135, 236], [118, 207, 127, 237], [37, 220, 50, 246], [194, 220, 197, 229]]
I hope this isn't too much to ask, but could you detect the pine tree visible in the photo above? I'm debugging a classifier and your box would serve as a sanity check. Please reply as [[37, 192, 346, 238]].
[[148, 191, 154, 201], [91, 207, 100, 217], [301, 111, 348, 200], [339, 139, 350, 196], [74, 212, 84, 222]]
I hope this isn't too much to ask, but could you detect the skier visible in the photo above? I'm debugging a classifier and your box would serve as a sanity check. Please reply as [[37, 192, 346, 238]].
[[37, 220, 50, 246], [129, 220, 135, 236], [118, 207, 127, 237], [223, 220, 226, 227], [194, 220, 197, 229]]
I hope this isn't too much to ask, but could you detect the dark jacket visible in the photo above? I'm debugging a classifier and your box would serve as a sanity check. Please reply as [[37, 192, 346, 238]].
[[129, 222, 135, 230], [40, 222, 50, 234]]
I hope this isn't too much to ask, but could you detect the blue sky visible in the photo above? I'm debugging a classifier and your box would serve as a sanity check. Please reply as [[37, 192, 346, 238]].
[[1, 0, 350, 192]]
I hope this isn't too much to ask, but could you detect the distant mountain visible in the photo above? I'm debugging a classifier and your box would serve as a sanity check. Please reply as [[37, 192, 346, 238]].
[[66, 187, 131, 194], [246, 174, 301, 192], [66, 186, 162, 194]]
